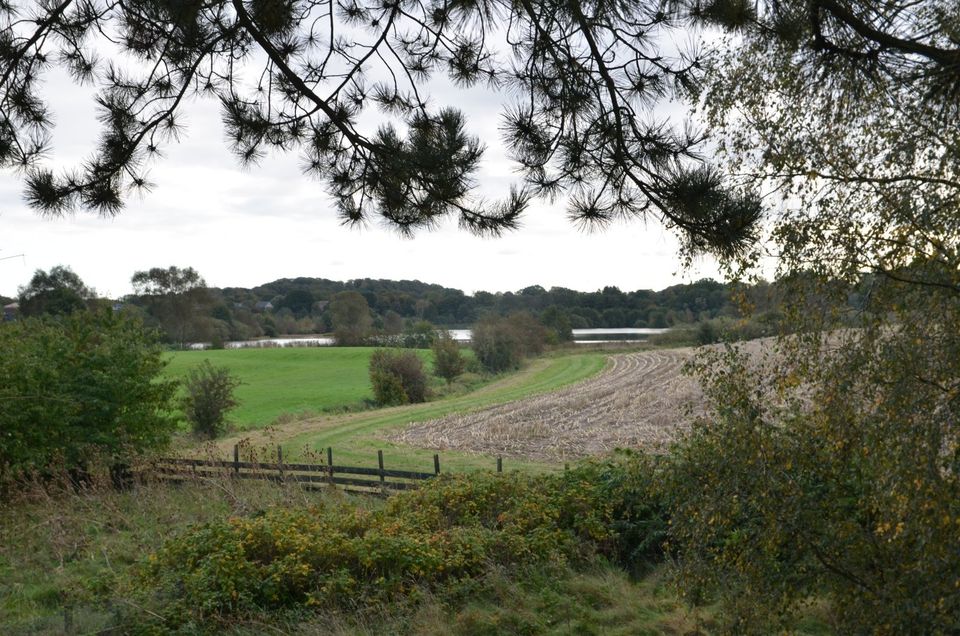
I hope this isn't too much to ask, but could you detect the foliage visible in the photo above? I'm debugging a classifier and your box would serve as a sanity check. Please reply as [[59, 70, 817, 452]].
[[431, 332, 466, 383], [369, 349, 428, 406], [0, 310, 178, 472], [661, 2, 960, 633], [471, 315, 523, 373], [17, 265, 94, 317], [666, 338, 960, 633], [140, 455, 666, 627], [0, 471, 723, 635], [330, 291, 373, 346], [1, 0, 761, 255], [130, 265, 213, 347], [540, 306, 573, 343], [221, 275, 768, 329], [403, 320, 438, 348], [181, 360, 242, 439], [471, 312, 546, 373], [131, 266, 206, 296], [275, 289, 314, 317]]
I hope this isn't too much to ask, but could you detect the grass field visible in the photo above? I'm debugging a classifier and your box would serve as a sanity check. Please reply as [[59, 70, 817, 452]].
[[209, 352, 609, 473], [164, 346, 608, 472], [164, 347, 435, 430]]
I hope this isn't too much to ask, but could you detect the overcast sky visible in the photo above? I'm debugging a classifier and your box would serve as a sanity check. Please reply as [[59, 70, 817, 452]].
[[0, 38, 722, 300]]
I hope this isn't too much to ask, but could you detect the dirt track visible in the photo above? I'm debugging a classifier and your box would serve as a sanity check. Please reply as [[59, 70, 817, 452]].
[[388, 349, 704, 461]]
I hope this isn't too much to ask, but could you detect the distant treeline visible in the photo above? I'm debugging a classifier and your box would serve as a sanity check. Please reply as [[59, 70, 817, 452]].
[[180, 277, 782, 343], [4, 266, 785, 346]]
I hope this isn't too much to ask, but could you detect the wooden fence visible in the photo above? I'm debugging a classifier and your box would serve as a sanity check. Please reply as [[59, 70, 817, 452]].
[[152, 446, 505, 495]]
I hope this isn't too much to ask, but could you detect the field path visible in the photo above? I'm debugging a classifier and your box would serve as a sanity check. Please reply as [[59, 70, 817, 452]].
[[388, 349, 702, 461]]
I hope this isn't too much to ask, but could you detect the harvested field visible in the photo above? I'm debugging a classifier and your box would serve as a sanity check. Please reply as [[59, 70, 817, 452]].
[[389, 349, 704, 461]]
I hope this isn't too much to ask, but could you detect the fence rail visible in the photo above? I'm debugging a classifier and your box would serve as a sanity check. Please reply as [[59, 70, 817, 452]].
[[151, 446, 505, 495]]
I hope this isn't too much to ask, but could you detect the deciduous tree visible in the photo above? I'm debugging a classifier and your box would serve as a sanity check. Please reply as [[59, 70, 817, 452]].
[[17, 265, 94, 317], [431, 331, 466, 383], [329, 290, 372, 345], [665, 2, 960, 631], [131, 266, 212, 346]]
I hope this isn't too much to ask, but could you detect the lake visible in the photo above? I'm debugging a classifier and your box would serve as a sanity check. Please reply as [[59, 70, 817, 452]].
[[189, 327, 669, 350], [448, 328, 669, 343]]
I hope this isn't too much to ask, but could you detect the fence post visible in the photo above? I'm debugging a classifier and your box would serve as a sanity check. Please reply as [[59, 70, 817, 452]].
[[497, 456, 502, 473], [378, 450, 385, 492], [277, 445, 284, 481], [327, 447, 334, 485], [233, 445, 240, 477], [433, 454, 440, 475]]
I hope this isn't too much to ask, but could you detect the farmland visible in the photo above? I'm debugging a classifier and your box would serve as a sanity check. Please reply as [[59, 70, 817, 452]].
[[209, 351, 609, 472], [163, 347, 435, 429], [391, 348, 701, 461]]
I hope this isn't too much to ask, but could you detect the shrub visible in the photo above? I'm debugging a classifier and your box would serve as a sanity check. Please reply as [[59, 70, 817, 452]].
[[181, 361, 241, 438], [139, 455, 667, 626], [0, 310, 178, 473], [369, 349, 428, 405], [403, 319, 437, 348], [431, 331, 466, 383], [471, 312, 546, 373], [665, 341, 960, 633]]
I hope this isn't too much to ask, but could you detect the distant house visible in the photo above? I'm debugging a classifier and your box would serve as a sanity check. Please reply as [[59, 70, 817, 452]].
[[112, 302, 124, 312], [254, 301, 274, 312], [314, 300, 329, 312], [3, 302, 19, 321]]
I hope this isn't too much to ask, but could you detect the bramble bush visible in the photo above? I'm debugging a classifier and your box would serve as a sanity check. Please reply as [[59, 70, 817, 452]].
[[139, 454, 667, 627]]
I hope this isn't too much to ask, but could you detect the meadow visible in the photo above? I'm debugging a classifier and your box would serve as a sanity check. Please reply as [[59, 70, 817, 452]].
[[163, 347, 435, 429], [166, 346, 609, 472]]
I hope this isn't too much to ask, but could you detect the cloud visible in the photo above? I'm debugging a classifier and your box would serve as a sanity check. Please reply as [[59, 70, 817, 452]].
[[0, 27, 722, 300]]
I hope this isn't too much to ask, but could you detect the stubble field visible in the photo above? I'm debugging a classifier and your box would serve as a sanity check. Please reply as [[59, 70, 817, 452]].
[[390, 348, 704, 461]]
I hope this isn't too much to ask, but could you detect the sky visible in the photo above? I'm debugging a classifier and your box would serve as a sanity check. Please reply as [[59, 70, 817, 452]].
[[0, 29, 722, 300]]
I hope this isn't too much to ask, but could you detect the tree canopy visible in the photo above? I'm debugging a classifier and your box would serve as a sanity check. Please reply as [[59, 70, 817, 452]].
[[1, 0, 762, 256], [130, 265, 212, 346], [17, 265, 95, 316], [661, 2, 960, 630]]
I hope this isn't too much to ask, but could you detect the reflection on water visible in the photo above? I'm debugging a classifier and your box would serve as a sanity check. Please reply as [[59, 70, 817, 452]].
[[189, 327, 670, 350]]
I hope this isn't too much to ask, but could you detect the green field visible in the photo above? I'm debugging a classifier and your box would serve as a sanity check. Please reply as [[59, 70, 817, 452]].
[[165, 347, 608, 472], [276, 353, 608, 472], [164, 347, 434, 429]]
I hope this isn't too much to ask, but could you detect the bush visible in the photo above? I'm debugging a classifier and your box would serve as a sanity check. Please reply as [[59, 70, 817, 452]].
[[0, 311, 178, 472], [666, 340, 960, 633], [369, 349, 428, 405], [471, 312, 546, 373], [140, 455, 667, 626], [181, 361, 241, 438], [431, 331, 466, 383]]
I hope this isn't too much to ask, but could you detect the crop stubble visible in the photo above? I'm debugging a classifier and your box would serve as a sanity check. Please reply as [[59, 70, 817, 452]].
[[389, 349, 705, 461]]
